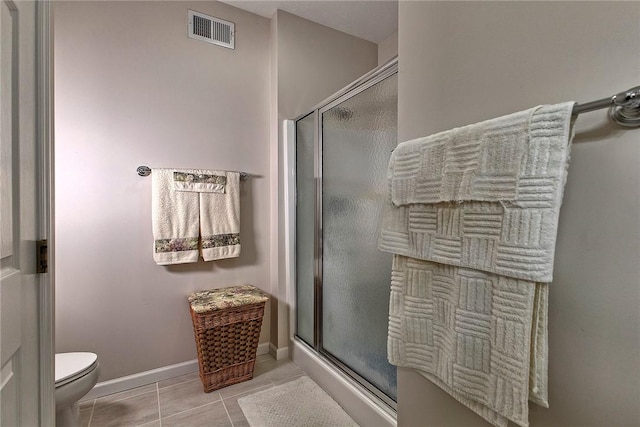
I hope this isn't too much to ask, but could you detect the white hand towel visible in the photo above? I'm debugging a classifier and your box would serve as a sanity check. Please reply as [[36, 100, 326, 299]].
[[198, 171, 241, 261], [152, 169, 200, 265], [151, 169, 241, 264]]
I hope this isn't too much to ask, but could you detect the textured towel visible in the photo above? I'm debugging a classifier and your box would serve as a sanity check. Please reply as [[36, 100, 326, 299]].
[[195, 171, 240, 261], [380, 102, 576, 283], [152, 169, 200, 265], [379, 102, 575, 427], [151, 169, 241, 264], [387, 255, 548, 427]]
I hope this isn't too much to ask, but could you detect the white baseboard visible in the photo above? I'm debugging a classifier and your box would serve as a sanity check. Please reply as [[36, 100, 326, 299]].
[[83, 341, 272, 401], [82, 359, 199, 401], [269, 343, 289, 360]]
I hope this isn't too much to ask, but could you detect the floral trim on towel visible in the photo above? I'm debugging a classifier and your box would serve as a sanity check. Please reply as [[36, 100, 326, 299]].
[[188, 285, 268, 312], [155, 237, 199, 253], [202, 233, 240, 249], [173, 172, 227, 185]]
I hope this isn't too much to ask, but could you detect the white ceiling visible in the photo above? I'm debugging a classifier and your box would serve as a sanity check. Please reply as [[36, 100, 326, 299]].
[[220, 0, 398, 44]]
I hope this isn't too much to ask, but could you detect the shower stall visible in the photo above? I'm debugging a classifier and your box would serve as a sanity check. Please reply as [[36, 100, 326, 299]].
[[287, 59, 398, 417]]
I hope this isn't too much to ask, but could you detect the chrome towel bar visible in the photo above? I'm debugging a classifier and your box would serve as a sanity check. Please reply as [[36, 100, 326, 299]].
[[573, 85, 640, 127], [137, 166, 249, 180]]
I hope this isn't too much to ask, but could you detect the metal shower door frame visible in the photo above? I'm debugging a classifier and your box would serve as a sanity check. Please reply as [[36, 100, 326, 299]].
[[292, 58, 398, 410]]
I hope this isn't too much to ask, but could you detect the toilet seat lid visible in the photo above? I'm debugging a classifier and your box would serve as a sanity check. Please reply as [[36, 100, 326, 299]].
[[55, 352, 98, 386]]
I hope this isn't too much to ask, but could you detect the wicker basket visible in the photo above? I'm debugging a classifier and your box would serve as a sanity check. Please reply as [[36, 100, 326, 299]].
[[188, 285, 268, 393]]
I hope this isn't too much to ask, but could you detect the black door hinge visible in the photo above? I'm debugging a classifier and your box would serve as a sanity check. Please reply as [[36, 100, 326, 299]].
[[37, 240, 48, 273]]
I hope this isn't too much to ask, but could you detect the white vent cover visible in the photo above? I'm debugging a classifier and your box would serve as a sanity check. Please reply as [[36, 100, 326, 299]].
[[188, 10, 235, 50]]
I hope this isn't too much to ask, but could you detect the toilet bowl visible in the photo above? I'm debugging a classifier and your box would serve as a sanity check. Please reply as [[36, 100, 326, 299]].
[[55, 352, 100, 427]]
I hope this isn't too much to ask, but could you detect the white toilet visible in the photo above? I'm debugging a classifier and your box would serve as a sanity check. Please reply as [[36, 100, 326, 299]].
[[55, 352, 100, 427]]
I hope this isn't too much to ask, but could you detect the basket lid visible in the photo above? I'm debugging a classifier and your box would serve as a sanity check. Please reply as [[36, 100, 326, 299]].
[[188, 285, 268, 312]]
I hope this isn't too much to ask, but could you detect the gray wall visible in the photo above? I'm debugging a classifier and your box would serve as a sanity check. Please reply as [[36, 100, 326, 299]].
[[274, 10, 378, 121], [54, 1, 271, 381], [378, 31, 398, 66], [397, 2, 640, 426]]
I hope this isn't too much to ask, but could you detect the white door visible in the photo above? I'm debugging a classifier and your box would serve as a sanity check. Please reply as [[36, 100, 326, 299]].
[[1, 1, 53, 426]]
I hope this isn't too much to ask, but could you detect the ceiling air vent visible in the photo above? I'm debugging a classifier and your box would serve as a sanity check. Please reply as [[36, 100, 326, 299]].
[[188, 10, 235, 50]]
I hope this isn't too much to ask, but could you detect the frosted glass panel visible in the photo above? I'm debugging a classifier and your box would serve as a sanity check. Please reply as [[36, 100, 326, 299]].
[[321, 74, 398, 400], [295, 113, 315, 345]]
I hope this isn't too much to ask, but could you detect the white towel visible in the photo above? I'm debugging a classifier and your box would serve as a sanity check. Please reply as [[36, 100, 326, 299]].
[[380, 102, 576, 283], [196, 171, 240, 261], [379, 102, 575, 427], [151, 169, 241, 265], [152, 169, 200, 265], [387, 255, 548, 427]]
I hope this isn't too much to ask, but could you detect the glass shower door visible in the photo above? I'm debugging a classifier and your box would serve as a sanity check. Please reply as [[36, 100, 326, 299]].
[[320, 73, 398, 402], [294, 62, 398, 406]]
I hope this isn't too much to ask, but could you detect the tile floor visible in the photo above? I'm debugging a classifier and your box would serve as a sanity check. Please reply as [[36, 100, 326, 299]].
[[78, 354, 306, 427]]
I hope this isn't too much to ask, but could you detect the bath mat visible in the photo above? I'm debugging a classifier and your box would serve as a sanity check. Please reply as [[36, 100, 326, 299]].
[[237, 376, 359, 427]]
